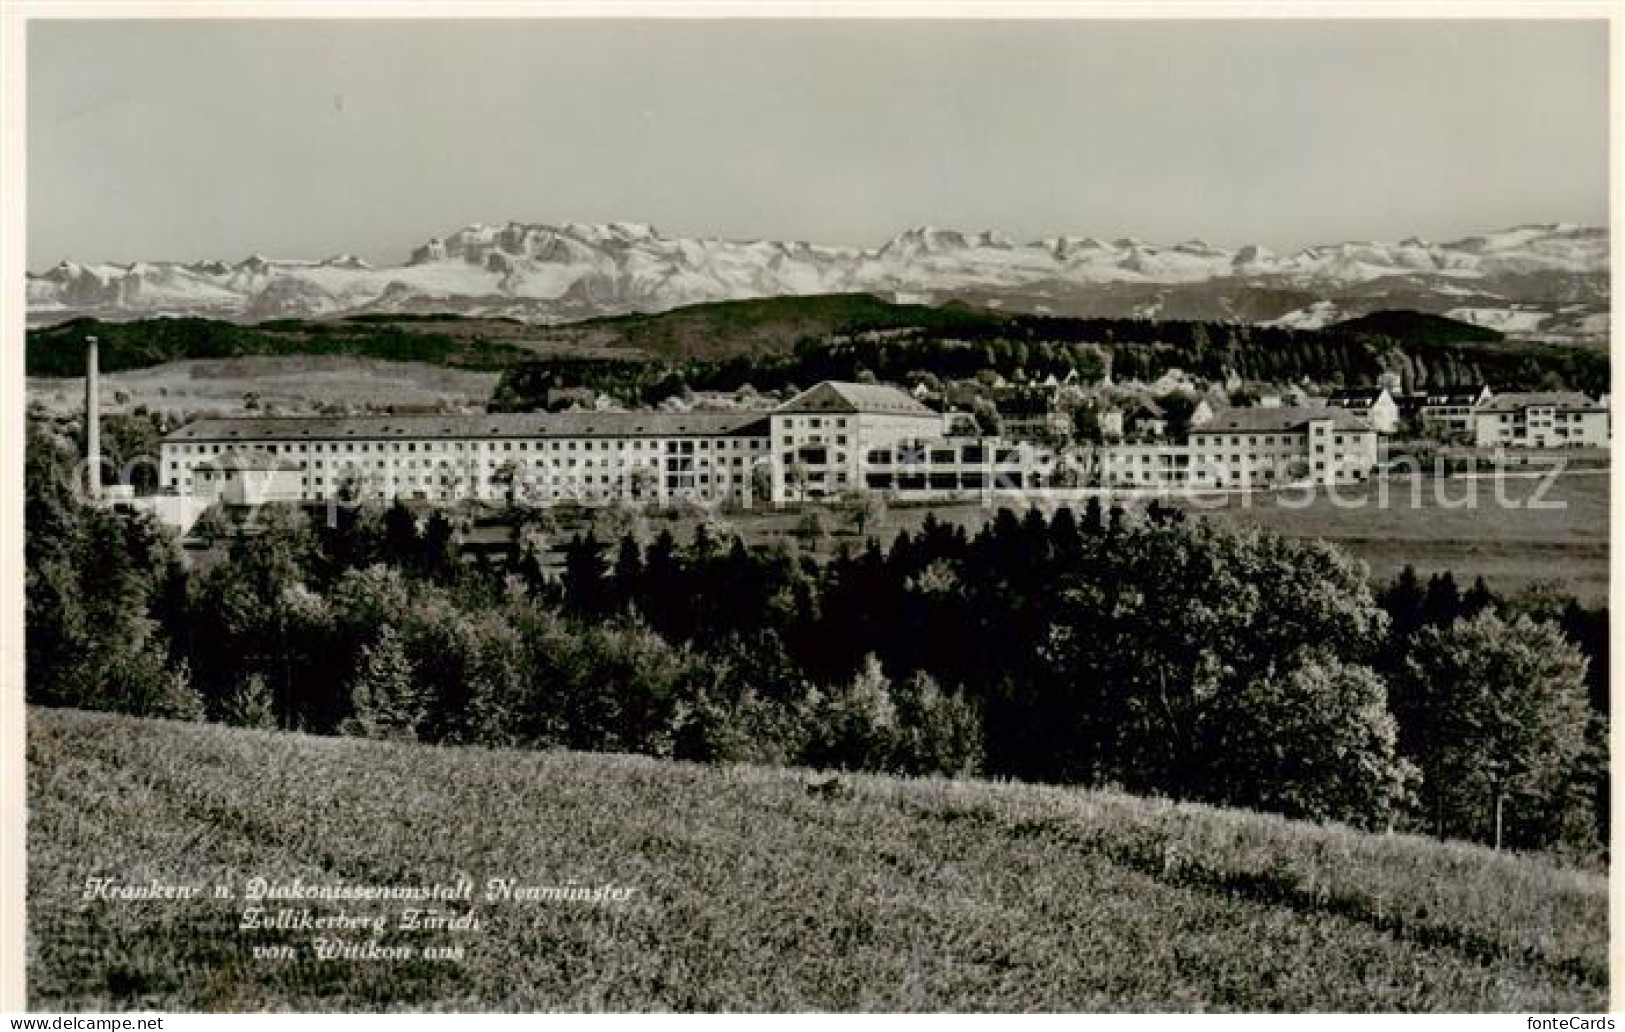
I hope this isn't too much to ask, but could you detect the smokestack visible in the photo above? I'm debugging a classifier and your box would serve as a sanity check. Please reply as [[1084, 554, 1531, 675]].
[[85, 335, 100, 501]]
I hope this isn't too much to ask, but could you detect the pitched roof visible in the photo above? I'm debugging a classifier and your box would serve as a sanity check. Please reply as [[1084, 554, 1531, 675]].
[[1478, 391, 1604, 413], [1420, 385, 1489, 406], [1327, 387, 1391, 406], [776, 381, 934, 415], [164, 410, 771, 444], [1192, 406, 1374, 434]]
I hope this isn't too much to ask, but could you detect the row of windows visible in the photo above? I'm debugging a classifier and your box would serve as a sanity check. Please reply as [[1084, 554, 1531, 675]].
[[1191, 433, 1364, 447], [1112, 461, 1367, 483], [169, 437, 767, 456], [778, 417, 849, 429], [1491, 427, 1593, 439], [1493, 411, 1599, 422], [1116, 445, 1368, 465], [177, 470, 750, 491]]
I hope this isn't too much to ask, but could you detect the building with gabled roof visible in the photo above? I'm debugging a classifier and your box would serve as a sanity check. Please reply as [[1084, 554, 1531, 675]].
[[1326, 386, 1399, 433], [1410, 384, 1492, 440], [1101, 406, 1378, 490], [994, 387, 1071, 445], [770, 381, 951, 502], [191, 449, 307, 505], [1471, 392, 1609, 448], [1195, 406, 1373, 434], [1129, 398, 1168, 439], [158, 379, 1057, 510], [777, 380, 936, 416]]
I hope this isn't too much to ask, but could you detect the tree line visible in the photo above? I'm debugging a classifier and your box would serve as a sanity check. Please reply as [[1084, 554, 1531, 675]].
[[28, 419, 1608, 861], [492, 316, 1608, 412]]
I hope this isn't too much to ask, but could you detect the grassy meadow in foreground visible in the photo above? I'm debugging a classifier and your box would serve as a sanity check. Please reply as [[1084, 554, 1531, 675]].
[[27, 707, 1608, 1012]]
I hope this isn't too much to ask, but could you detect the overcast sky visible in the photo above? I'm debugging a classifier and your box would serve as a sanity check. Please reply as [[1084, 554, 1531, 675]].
[[27, 18, 1609, 267]]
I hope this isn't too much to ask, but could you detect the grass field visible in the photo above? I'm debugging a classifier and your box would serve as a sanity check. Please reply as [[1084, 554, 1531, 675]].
[[26, 356, 502, 419], [1170, 471, 1610, 604], [613, 470, 1609, 604], [28, 707, 1608, 1012]]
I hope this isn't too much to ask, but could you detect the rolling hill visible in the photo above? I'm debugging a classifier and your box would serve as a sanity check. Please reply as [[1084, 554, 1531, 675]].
[[1328, 310, 1506, 346], [509, 292, 1003, 362], [28, 297, 1611, 408], [27, 706, 1608, 1012]]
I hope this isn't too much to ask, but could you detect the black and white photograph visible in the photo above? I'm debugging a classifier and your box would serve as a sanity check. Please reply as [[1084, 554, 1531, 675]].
[[3, 5, 1616, 1016]]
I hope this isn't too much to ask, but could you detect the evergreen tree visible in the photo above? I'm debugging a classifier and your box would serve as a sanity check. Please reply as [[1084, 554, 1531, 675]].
[[381, 501, 420, 567], [1421, 571, 1462, 627], [1082, 496, 1106, 536], [222, 671, 278, 730], [147, 656, 207, 723], [1461, 576, 1496, 618], [561, 532, 609, 616], [341, 626, 422, 741], [417, 512, 459, 583], [612, 533, 645, 611]]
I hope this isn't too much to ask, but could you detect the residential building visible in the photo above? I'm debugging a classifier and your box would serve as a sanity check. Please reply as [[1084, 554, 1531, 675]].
[[1327, 386, 1400, 434], [1096, 407, 1125, 439], [1417, 385, 1492, 440], [1100, 407, 1378, 489], [1471, 392, 1610, 448], [1129, 399, 1168, 439], [995, 388, 1071, 444]]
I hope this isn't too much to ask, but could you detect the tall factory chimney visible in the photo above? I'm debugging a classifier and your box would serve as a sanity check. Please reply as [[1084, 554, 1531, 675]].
[[84, 335, 101, 501]]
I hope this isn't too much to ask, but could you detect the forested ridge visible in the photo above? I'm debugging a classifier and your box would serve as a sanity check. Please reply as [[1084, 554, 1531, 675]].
[[29, 302, 1609, 405]]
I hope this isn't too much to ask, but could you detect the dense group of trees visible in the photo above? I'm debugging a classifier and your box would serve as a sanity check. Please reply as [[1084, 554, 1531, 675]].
[[32, 306, 1606, 417], [26, 412, 1609, 857], [27, 316, 528, 377], [492, 313, 1608, 412]]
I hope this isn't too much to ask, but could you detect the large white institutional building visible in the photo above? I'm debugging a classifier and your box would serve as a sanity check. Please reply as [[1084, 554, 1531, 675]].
[[1099, 407, 1381, 490], [160, 381, 1060, 508], [156, 374, 1612, 512]]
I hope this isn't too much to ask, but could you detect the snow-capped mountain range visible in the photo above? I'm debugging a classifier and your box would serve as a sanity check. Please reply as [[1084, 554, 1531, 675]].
[[27, 221, 1610, 341]]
